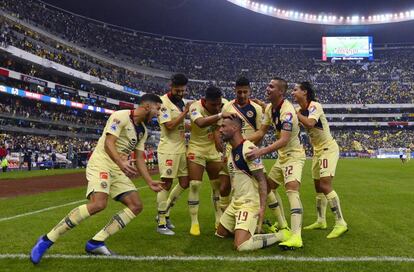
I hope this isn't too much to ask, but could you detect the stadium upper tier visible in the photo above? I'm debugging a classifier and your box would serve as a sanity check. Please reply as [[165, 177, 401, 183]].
[[0, 0, 413, 105]]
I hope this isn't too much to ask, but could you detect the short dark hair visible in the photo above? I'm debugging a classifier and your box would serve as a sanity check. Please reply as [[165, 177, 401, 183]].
[[223, 116, 243, 129], [171, 73, 188, 86], [235, 76, 250, 87], [139, 93, 162, 104], [205, 86, 222, 101], [272, 77, 288, 93], [298, 81, 317, 102]]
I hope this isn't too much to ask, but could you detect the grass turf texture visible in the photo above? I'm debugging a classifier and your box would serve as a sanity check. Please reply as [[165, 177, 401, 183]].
[[0, 159, 413, 271]]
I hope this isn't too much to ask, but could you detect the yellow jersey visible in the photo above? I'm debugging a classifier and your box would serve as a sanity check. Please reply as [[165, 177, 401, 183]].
[[298, 101, 337, 152], [263, 99, 305, 159], [222, 99, 263, 138], [158, 93, 186, 154], [228, 140, 264, 208], [188, 99, 219, 153], [88, 109, 147, 172]]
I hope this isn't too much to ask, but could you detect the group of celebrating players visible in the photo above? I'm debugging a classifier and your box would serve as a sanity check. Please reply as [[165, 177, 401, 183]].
[[30, 74, 348, 264]]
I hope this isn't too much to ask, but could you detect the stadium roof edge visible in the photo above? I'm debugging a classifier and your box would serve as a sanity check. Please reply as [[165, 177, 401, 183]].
[[32, 1, 414, 48]]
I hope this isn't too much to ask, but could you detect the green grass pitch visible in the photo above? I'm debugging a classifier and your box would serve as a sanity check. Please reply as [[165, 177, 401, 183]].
[[0, 159, 413, 272]]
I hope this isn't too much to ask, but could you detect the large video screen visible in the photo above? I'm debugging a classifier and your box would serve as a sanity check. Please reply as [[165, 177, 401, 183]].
[[322, 36, 373, 61]]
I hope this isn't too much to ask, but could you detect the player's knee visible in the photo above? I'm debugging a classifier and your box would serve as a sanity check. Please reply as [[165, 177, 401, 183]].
[[179, 177, 190, 189], [89, 200, 107, 214], [285, 180, 300, 191], [128, 202, 143, 215], [235, 238, 251, 251], [189, 180, 202, 193]]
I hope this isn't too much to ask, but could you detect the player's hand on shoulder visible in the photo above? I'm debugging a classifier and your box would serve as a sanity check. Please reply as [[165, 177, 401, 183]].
[[246, 146, 262, 161]]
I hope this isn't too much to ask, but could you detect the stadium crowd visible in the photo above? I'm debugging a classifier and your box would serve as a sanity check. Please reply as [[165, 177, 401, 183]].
[[1, 2, 413, 104]]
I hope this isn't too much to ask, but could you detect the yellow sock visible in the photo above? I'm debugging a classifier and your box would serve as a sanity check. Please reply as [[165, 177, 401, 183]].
[[165, 183, 186, 217], [92, 207, 135, 241], [237, 233, 278, 251], [47, 204, 90, 242], [210, 179, 222, 226], [157, 189, 169, 226], [316, 193, 327, 223], [274, 190, 287, 223], [188, 180, 202, 225], [267, 191, 288, 228], [287, 190, 303, 236], [326, 190, 347, 226]]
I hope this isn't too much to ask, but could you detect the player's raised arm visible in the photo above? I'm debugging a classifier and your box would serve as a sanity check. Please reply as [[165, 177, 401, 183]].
[[297, 111, 317, 128], [246, 129, 290, 160], [163, 101, 193, 130]]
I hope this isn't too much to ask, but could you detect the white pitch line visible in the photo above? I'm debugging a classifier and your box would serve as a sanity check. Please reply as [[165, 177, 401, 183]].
[[0, 254, 414, 262], [0, 186, 148, 223]]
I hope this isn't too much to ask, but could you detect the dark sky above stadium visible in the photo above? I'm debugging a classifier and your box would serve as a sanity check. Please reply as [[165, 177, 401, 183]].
[[41, 0, 414, 44]]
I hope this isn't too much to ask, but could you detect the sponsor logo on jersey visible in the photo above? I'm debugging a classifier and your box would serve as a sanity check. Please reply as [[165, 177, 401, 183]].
[[100, 172, 109, 180], [187, 153, 195, 161], [284, 112, 293, 122]]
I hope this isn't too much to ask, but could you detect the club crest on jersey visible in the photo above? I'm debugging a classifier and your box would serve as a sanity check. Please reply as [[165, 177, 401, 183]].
[[246, 110, 254, 118], [191, 108, 198, 116], [234, 154, 240, 161]]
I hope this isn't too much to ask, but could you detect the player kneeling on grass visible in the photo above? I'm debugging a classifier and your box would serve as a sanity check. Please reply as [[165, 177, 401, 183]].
[[30, 94, 164, 264], [215, 116, 290, 251]]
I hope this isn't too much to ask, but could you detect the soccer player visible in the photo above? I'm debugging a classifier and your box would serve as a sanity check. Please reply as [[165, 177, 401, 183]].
[[406, 147, 411, 162], [399, 147, 406, 164], [220, 77, 288, 231], [156, 74, 192, 235], [246, 77, 306, 250], [187, 86, 235, 236], [30, 94, 164, 264], [293, 82, 348, 239], [215, 116, 290, 251]]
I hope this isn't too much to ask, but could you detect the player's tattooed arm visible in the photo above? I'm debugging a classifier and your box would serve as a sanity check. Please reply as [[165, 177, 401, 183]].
[[252, 169, 267, 233]]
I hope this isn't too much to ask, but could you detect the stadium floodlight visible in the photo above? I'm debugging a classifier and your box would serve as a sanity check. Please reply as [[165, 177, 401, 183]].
[[226, 0, 414, 25]]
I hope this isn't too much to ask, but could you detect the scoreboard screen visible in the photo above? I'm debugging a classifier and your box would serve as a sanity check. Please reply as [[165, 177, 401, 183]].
[[322, 36, 373, 61]]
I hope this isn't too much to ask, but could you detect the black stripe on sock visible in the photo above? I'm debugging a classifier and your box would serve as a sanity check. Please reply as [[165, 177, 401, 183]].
[[291, 208, 303, 214]]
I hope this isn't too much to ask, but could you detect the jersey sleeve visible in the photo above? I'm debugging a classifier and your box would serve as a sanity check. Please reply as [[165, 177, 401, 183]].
[[280, 106, 294, 132], [243, 141, 264, 171], [262, 104, 273, 126], [104, 111, 127, 138], [308, 102, 323, 122], [158, 104, 172, 125], [190, 102, 204, 122]]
